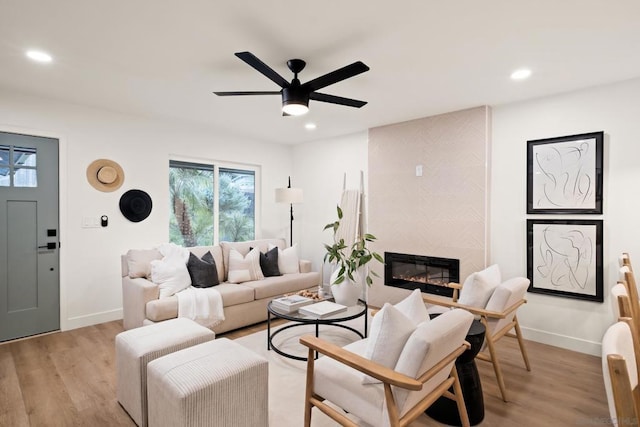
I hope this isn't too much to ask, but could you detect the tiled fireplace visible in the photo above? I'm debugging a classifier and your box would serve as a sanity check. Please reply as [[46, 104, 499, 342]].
[[384, 252, 460, 297]]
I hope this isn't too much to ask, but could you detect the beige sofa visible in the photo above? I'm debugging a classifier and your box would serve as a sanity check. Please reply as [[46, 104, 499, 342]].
[[121, 238, 320, 334]]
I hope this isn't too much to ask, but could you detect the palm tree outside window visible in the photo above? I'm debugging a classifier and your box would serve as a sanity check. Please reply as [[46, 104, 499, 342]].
[[169, 160, 255, 246]]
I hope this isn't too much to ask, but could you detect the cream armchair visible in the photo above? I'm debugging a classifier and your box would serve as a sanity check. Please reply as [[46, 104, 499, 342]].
[[299, 309, 474, 427], [422, 268, 531, 402], [602, 318, 640, 426]]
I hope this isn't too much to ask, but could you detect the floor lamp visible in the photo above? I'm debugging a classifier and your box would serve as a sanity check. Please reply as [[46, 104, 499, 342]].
[[275, 177, 303, 247]]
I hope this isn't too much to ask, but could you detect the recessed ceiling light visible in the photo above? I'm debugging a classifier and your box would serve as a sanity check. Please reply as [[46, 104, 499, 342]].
[[511, 68, 532, 80], [305, 123, 317, 130], [25, 50, 53, 63]]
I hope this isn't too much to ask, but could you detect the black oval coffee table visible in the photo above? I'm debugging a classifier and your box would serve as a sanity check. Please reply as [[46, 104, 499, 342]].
[[267, 298, 368, 361]]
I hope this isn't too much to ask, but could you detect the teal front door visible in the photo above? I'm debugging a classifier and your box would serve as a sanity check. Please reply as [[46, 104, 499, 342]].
[[0, 131, 60, 342]]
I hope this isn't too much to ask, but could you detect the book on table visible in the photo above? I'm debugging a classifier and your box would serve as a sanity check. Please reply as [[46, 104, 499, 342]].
[[298, 300, 348, 318], [271, 295, 315, 313]]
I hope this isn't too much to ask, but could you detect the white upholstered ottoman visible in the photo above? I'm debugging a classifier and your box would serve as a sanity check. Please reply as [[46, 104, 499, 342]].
[[147, 338, 269, 427], [116, 318, 215, 426]]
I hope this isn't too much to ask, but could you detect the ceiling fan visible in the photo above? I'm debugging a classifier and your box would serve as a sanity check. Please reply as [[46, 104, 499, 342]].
[[214, 51, 369, 116]]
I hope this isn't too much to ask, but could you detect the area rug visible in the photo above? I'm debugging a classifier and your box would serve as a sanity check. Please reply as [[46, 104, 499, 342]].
[[233, 312, 433, 427]]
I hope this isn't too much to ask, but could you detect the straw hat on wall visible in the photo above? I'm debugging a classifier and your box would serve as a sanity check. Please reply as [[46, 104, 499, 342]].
[[86, 159, 124, 192]]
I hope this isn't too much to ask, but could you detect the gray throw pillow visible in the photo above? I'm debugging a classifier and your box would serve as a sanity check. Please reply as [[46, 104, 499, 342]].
[[186, 251, 220, 288], [260, 246, 281, 277]]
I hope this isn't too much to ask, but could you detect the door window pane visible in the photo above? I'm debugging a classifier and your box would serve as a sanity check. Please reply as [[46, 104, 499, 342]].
[[13, 168, 38, 187], [169, 162, 214, 247], [14, 147, 37, 166], [0, 146, 9, 165], [0, 145, 37, 187], [0, 167, 9, 186]]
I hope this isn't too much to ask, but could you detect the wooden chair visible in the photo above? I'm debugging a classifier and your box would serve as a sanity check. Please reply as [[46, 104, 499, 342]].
[[613, 283, 635, 321], [602, 317, 640, 426], [621, 252, 633, 271], [619, 267, 640, 337], [299, 309, 474, 427], [423, 276, 531, 402]]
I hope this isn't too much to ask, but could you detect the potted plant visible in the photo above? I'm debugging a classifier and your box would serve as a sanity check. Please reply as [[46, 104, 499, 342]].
[[323, 205, 384, 306]]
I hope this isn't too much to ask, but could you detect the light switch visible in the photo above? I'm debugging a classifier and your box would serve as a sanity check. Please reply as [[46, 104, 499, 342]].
[[82, 216, 100, 228], [416, 165, 423, 177]]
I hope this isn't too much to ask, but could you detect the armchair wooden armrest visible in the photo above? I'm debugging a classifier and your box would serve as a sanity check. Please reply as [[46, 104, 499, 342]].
[[422, 295, 526, 320], [299, 335, 422, 390], [300, 335, 470, 389]]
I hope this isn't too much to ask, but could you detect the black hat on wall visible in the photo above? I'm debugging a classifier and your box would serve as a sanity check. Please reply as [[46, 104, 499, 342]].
[[119, 189, 152, 222]]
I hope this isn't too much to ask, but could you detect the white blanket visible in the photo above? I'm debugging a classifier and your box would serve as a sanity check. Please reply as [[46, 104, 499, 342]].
[[176, 286, 225, 328]]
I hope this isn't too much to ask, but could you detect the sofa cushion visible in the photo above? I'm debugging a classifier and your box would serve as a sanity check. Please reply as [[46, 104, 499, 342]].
[[362, 303, 416, 384], [457, 264, 501, 308], [146, 283, 255, 321], [394, 289, 430, 326], [259, 247, 281, 277], [186, 251, 220, 288], [227, 248, 264, 284], [151, 258, 191, 299], [146, 296, 179, 322], [188, 246, 225, 284], [241, 272, 320, 300], [314, 339, 384, 427], [221, 239, 286, 281], [215, 283, 256, 307], [126, 249, 162, 278], [268, 243, 299, 274]]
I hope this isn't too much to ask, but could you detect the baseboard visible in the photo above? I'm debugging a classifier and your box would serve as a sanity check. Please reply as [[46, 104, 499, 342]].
[[520, 326, 601, 357], [62, 308, 123, 331]]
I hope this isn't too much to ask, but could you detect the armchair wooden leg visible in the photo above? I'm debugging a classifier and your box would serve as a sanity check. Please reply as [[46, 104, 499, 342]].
[[513, 316, 531, 371], [304, 347, 315, 427], [486, 336, 509, 402], [451, 366, 470, 427]]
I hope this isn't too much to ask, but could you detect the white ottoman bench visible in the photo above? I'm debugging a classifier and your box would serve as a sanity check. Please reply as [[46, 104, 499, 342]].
[[147, 338, 269, 427], [116, 318, 215, 426]]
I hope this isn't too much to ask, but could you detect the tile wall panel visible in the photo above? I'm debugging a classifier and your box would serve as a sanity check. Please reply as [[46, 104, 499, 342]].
[[368, 106, 490, 294]]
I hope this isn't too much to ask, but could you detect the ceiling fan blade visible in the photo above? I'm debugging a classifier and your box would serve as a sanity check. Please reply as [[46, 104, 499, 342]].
[[235, 52, 290, 88], [309, 92, 367, 108], [213, 91, 281, 96], [302, 61, 369, 92]]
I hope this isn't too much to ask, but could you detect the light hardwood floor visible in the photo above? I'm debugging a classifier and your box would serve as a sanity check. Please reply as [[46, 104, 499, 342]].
[[0, 319, 609, 426]]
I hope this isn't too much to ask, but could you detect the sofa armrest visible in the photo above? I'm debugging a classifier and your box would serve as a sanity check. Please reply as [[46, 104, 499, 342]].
[[299, 259, 312, 274], [122, 276, 159, 330]]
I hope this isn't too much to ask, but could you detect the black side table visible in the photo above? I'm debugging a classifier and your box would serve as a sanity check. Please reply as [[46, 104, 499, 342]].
[[425, 317, 486, 426]]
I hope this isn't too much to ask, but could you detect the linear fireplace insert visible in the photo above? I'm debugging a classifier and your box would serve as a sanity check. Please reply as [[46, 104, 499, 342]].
[[384, 252, 460, 297]]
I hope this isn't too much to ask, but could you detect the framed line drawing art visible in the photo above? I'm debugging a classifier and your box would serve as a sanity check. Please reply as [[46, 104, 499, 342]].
[[527, 131, 603, 214], [527, 219, 603, 302]]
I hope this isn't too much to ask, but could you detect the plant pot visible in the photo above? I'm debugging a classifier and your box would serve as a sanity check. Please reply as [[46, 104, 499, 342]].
[[330, 269, 362, 307]]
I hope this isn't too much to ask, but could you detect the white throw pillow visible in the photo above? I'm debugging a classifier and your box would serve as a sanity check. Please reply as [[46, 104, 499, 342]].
[[269, 243, 299, 274], [394, 289, 430, 326], [457, 264, 501, 308], [150, 259, 191, 298], [362, 303, 416, 384], [227, 247, 264, 284], [126, 248, 162, 278]]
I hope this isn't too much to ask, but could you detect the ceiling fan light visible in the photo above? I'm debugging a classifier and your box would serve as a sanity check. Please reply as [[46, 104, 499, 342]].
[[282, 102, 309, 116], [282, 86, 309, 116]]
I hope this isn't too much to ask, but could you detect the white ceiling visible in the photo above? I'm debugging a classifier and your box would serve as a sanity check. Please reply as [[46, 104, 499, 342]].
[[2, 1, 640, 144]]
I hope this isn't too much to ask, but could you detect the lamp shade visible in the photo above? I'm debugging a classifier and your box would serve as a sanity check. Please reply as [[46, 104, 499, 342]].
[[275, 187, 303, 204]]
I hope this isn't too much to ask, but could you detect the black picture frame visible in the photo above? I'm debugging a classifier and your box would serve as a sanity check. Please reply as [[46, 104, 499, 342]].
[[527, 131, 603, 214], [527, 219, 603, 302]]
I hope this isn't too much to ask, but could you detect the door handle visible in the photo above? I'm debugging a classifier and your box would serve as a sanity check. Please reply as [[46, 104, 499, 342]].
[[38, 242, 57, 250]]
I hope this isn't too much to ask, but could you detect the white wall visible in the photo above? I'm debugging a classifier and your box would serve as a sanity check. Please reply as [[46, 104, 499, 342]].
[[292, 132, 369, 280], [0, 89, 294, 331], [491, 77, 640, 355]]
